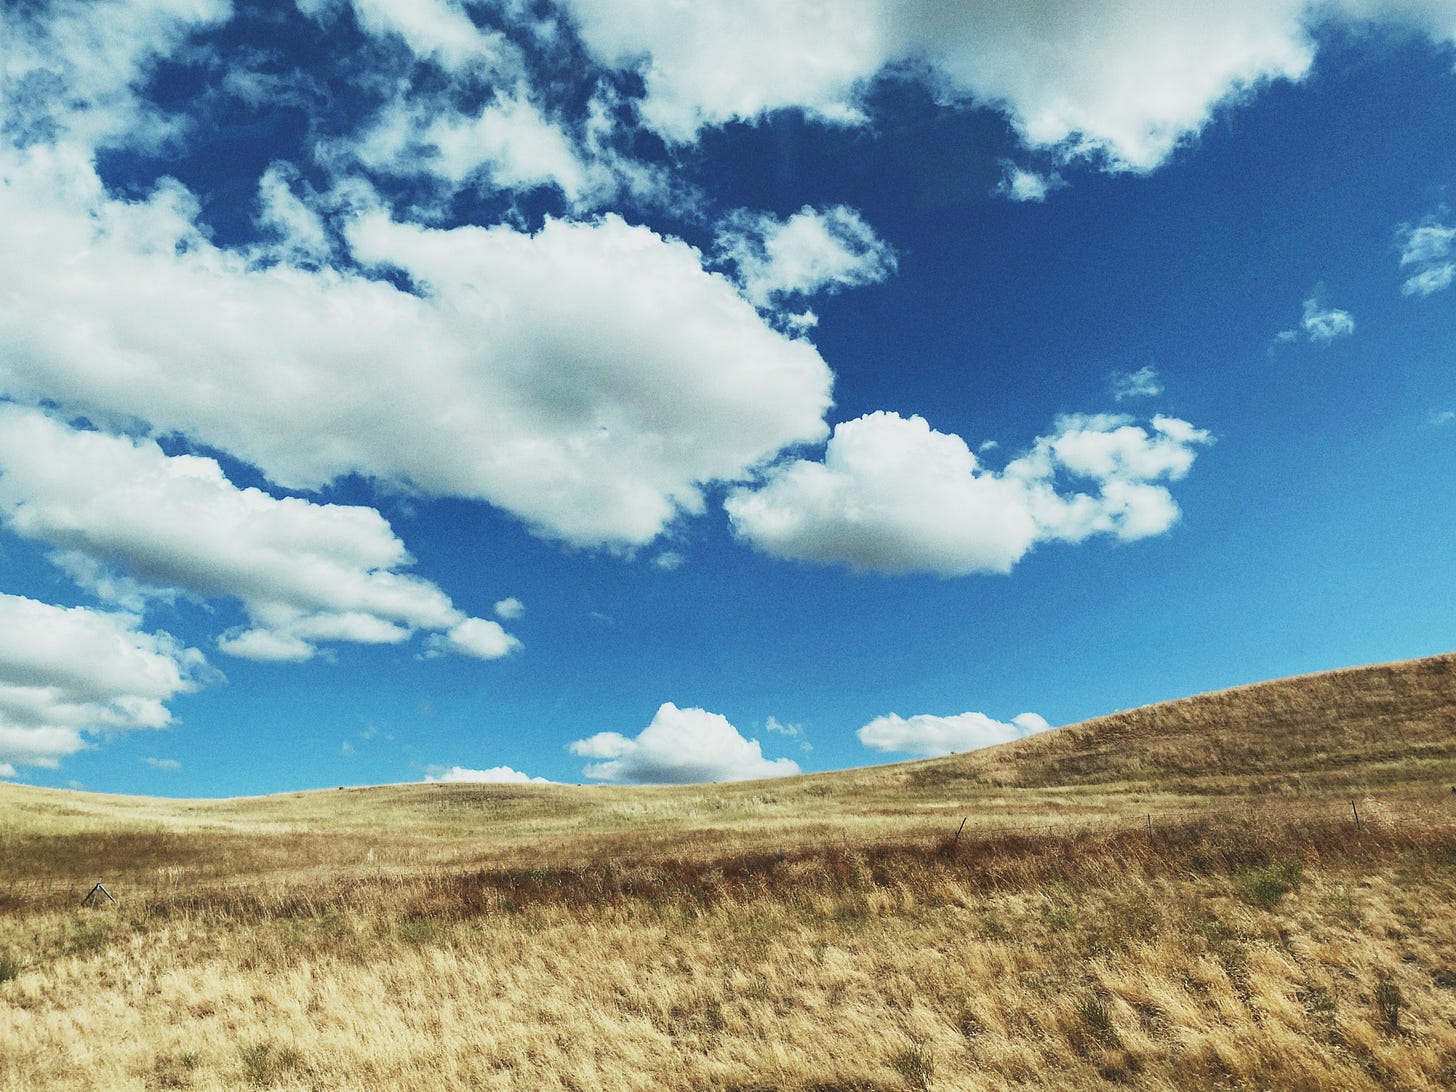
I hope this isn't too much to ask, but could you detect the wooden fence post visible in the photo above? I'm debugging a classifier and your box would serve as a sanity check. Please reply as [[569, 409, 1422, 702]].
[[951, 817, 968, 851]]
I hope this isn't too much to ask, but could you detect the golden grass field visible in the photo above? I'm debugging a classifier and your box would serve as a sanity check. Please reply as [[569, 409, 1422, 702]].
[[2, 653, 1455, 1090]]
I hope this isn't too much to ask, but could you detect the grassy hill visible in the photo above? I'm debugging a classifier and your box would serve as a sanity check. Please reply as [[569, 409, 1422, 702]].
[[907, 650, 1456, 795], [2, 653, 1455, 1090], [6, 650, 1453, 846]]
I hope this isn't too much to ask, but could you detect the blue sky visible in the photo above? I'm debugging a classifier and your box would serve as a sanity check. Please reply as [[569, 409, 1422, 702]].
[[1, 1, 1454, 796]]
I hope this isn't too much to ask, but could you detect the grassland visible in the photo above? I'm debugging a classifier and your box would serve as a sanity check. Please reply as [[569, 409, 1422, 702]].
[[2, 653, 1455, 1089]]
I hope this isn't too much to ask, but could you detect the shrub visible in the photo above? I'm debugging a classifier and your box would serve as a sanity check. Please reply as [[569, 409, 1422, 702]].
[[396, 915, 436, 944], [1078, 996, 1113, 1035], [1044, 905, 1077, 932], [0, 951, 20, 984], [240, 1041, 301, 1087], [888, 1035, 936, 1091], [153, 1051, 200, 1089], [67, 921, 111, 955], [1375, 979, 1404, 1030], [1236, 859, 1302, 908]]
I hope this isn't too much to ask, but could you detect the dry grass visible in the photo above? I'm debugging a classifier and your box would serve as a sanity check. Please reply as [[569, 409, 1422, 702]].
[[2, 652, 1455, 1089]]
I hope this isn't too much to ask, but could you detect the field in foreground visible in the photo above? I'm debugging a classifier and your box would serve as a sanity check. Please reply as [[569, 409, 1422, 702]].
[[2, 653, 1455, 1090]]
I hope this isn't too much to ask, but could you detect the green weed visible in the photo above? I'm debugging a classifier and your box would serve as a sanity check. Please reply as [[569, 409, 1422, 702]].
[[1235, 860, 1302, 908], [888, 1035, 936, 1091], [239, 1041, 301, 1087]]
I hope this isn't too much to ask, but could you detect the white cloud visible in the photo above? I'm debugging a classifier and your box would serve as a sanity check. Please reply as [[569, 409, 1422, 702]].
[[558, 0, 1320, 170], [558, 2, 1456, 175], [493, 597, 525, 621], [349, 89, 608, 206], [0, 405, 518, 663], [145, 756, 182, 770], [256, 163, 331, 264], [568, 702, 801, 784], [858, 710, 1051, 758], [0, 152, 832, 552], [343, 0, 512, 73], [716, 205, 897, 308], [763, 716, 803, 738], [1427, 409, 1455, 428], [995, 163, 1065, 203], [1276, 290, 1355, 344], [423, 764, 551, 784], [423, 618, 521, 661], [0, 593, 210, 771], [1109, 365, 1164, 401], [725, 411, 1210, 577], [1303, 303, 1357, 342], [557, 0, 881, 143], [1398, 217, 1456, 297], [0, 0, 231, 151]]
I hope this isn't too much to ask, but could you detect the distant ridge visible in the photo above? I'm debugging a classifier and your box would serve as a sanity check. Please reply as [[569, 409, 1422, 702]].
[[905, 652, 1456, 795]]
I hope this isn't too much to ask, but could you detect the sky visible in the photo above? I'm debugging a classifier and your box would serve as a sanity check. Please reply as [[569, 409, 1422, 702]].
[[1, 1, 1454, 797]]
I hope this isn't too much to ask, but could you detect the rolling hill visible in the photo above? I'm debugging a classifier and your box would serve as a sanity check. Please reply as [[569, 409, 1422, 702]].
[[2, 653, 1455, 1091]]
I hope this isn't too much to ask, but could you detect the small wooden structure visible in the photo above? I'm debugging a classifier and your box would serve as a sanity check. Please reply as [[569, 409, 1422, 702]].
[[81, 878, 115, 908]]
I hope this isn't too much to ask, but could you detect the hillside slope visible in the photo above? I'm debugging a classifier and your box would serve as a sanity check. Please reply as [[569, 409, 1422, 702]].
[[4, 655, 1456, 1092], [903, 651, 1456, 796], [1, 652, 1452, 849]]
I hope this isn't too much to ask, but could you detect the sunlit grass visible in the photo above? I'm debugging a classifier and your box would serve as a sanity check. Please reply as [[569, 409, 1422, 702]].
[[1, 652, 1454, 1088]]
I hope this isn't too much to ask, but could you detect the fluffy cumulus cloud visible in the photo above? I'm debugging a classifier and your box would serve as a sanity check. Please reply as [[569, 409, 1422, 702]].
[[0, 405, 518, 663], [1276, 290, 1356, 344], [858, 711, 1052, 758], [493, 597, 525, 621], [1399, 216, 1456, 297], [568, 703, 802, 783], [0, 151, 832, 551], [716, 206, 897, 308], [556, 0, 1319, 170], [0, 593, 210, 771], [559, 1, 1456, 173], [422, 619, 521, 662], [725, 411, 1211, 577], [423, 764, 551, 784]]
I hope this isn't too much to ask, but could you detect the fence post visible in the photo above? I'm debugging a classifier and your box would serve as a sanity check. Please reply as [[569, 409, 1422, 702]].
[[951, 816, 968, 851], [1146, 814, 1153, 839], [81, 878, 115, 908], [1351, 800, 1362, 832]]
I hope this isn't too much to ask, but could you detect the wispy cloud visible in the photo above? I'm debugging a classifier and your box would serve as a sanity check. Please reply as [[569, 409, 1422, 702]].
[[1109, 366, 1164, 401], [1275, 289, 1355, 345], [716, 205, 897, 309], [994, 162, 1065, 203], [1398, 216, 1456, 297]]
